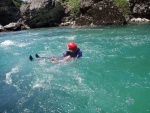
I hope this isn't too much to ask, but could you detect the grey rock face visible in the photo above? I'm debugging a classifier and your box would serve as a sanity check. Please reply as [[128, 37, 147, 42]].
[[129, 0, 150, 19], [74, 0, 126, 26], [20, 0, 64, 28]]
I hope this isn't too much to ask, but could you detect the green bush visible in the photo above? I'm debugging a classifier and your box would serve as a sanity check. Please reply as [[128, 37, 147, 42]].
[[114, 0, 130, 15], [65, 0, 81, 17], [13, 0, 22, 7]]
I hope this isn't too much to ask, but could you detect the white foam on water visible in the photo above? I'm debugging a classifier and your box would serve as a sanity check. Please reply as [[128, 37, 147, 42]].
[[1, 40, 30, 47], [1, 40, 14, 46], [23, 108, 32, 113], [33, 84, 43, 89], [67, 36, 75, 40], [17, 43, 30, 47], [18, 97, 26, 106], [5, 66, 19, 84]]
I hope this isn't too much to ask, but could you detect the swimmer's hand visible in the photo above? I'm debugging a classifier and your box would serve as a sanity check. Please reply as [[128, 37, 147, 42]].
[[50, 57, 57, 62]]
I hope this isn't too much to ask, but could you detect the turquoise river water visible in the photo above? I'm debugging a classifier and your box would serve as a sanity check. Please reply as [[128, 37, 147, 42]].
[[0, 24, 150, 113]]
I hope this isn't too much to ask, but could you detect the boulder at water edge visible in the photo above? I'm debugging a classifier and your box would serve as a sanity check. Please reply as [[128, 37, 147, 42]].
[[0, 25, 5, 32]]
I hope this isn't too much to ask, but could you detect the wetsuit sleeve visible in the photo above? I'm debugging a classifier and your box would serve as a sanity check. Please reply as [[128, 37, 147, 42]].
[[63, 51, 72, 57]]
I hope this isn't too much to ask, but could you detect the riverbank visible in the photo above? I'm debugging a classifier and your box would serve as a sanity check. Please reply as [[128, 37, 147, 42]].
[[0, 0, 150, 32]]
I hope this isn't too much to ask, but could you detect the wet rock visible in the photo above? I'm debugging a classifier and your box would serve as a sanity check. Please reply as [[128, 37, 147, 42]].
[[130, 18, 150, 23], [0, 24, 5, 32], [4, 20, 30, 31], [4, 23, 17, 29], [60, 21, 73, 26]]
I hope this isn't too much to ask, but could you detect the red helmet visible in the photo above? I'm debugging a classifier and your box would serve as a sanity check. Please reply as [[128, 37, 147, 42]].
[[67, 42, 77, 50]]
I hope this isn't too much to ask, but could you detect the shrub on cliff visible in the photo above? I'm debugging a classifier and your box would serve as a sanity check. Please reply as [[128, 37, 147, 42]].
[[114, 0, 130, 15], [13, 0, 23, 7], [64, 0, 81, 17]]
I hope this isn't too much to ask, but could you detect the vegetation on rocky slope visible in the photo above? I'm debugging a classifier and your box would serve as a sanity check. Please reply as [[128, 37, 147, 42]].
[[13, 0, 23, 7], [63, 0, 130, 17], [64, 0, 81, 17], [114, 0, 130, 15]]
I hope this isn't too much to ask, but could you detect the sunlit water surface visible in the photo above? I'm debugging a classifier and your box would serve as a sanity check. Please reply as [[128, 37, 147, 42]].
[[0, 24, 150, 113]]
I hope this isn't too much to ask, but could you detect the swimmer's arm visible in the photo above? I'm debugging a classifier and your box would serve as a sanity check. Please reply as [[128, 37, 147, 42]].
[[63, 55, 72, 61], [50, 55, 71, 63]]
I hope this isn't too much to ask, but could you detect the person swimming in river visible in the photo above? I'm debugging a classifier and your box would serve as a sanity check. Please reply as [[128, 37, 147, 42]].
[[29, 42, 82, 62], [50, 42, 82, 62]]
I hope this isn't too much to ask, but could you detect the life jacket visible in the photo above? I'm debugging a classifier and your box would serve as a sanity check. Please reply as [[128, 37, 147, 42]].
[[63, 48, 82, 58]]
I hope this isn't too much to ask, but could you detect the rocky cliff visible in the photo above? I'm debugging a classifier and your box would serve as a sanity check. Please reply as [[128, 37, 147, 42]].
[[20, 0, 64, 28], [0, 0, 21, 26], [129, 0, 150, 19], [20, 0, 126, 28], [74, 0, 126, 26]]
